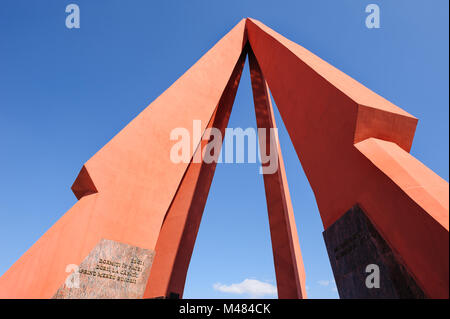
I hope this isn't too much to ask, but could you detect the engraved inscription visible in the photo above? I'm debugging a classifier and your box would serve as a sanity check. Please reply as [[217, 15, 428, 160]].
[[53, 239, 155, 299], [79, 257, 145, 284]]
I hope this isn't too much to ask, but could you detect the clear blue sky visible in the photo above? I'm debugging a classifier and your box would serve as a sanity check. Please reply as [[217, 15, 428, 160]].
[[0, 1, 448, 299]]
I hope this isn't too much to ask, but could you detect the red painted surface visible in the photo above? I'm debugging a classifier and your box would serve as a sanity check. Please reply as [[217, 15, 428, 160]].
[[249, 48, 306, 298], [0, 19, 248, 298], [143, 47, 248, 299], [0, 18, 447, 299]]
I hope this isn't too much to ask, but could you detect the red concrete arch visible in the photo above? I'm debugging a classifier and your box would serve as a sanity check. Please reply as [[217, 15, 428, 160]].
[[0, 18, 447, 299]]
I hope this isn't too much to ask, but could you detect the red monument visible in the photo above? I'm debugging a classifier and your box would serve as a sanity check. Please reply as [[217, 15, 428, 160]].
[[0, 18, 447, 299]]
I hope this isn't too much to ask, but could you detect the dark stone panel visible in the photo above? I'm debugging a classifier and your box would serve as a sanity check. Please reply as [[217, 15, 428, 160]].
[[53, 239, 154, 299], [323, 204, 426, 299]]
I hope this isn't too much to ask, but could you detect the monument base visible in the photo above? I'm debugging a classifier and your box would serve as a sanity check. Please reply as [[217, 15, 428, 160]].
[[53, 239, 155, 299], [323, 205, 426, 299]]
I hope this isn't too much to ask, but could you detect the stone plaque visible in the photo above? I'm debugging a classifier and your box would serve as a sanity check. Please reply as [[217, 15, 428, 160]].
[[53, 239, 154, 299], [323, 205, 425, 299]]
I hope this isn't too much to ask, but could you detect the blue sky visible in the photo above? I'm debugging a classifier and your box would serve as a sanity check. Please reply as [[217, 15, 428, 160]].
[[0, 1, 448, 299]]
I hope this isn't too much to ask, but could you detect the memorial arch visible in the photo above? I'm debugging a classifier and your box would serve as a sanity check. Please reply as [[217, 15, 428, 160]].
[[0, 18, 447, 299]]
